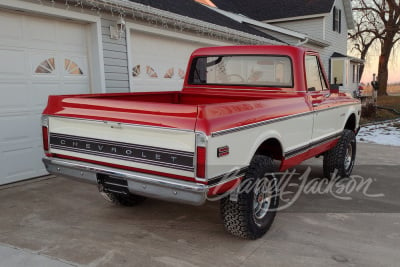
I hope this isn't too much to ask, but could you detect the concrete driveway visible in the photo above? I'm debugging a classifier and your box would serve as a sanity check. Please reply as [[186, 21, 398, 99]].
[[0, 143, 399, 267]]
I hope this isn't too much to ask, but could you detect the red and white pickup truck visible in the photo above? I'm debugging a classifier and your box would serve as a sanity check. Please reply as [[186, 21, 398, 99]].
[[42, 45, 361, 239]]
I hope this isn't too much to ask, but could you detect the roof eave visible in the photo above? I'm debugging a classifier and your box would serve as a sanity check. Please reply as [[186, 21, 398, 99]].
[[263, 13, 329, 24], [207, 6, 308, 39], [308, 38, 331, 47], [206, 7, 331, 48], [342, 0, 355, 30]]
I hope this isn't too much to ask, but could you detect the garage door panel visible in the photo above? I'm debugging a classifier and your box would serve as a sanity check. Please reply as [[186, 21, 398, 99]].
[[61, 83, 90, 94], [58, 23, 87, 52], [0, 114, 38, 142], [0, 11, 90, 185], [0, 11, 23, 44], [1, 146, 43, 183], [0, 83, 29, 112], [25, 17, 57, 50], [29, 83, 60, 107], [0, 49, 26, 77]]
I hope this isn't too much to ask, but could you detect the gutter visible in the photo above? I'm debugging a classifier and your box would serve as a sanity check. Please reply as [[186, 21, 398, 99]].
[[296, 38, 309, 46]]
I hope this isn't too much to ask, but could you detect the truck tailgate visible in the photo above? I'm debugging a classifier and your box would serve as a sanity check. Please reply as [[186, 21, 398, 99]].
[[44, 95, 199, 177], [48, 117, 196, 177]]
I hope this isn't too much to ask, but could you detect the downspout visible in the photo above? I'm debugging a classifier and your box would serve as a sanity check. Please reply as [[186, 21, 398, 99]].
[[296, 37, 309, 46]]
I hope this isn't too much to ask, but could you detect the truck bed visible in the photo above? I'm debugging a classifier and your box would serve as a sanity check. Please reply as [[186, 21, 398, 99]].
[[61, 91, 268, 105], [43, 91, 293, 131]]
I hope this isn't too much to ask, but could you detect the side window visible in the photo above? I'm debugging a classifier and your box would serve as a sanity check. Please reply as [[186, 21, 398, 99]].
[[332, 7, 342, 33], [305, 55, 327, 92]]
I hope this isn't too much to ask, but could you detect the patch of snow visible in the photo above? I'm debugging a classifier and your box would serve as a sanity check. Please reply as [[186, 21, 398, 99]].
[[357, 119, 400, 146]]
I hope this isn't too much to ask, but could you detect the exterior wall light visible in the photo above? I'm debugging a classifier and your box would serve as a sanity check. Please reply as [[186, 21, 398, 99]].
[[110, 16, 126, 40]]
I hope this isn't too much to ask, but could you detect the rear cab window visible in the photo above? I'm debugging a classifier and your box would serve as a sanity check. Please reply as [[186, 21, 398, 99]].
[[189, 55, 293, 88]]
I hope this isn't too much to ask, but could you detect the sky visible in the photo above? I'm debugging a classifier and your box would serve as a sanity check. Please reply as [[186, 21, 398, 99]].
[[360, 51, 400, 84]]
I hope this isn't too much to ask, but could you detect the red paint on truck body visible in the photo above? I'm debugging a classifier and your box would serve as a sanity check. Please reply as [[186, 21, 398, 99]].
[[42, 45, 360, 192]]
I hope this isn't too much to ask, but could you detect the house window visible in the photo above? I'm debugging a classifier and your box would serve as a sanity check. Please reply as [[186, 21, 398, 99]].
[[35, 58, 55, 74], [64, 59, 83, 75], [333, 6, 341, 33], [352, 64, 358, 83]]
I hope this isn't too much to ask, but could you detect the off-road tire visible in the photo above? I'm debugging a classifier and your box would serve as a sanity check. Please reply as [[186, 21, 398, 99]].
[[323, 129, 356, 179], [100, 192, 146, 206], [220, 155, 279, 239]]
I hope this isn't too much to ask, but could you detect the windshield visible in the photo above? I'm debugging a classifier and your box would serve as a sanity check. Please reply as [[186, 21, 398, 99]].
[[189, 55, 293, 87]]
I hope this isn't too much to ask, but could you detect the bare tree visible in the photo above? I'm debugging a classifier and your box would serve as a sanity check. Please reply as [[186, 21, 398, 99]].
[[348, 3, 378, 79], [351, 0, 400, 95]]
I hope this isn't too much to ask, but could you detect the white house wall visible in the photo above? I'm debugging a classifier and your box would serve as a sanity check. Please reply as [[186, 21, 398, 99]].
[[263, 0, 349, 82], [320, 0, 348, 72], [325, 0, 348, 55], [271, 17, 325, 40]]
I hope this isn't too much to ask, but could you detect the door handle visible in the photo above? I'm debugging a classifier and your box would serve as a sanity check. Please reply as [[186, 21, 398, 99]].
[[312, 103, 319, 107]]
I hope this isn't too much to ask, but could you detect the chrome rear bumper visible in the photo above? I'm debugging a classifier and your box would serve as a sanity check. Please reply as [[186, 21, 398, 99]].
[[42, 157, 208, 206]]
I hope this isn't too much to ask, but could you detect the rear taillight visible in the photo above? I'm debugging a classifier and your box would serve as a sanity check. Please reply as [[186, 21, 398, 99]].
[[196, 147, 206, 178], [195, 133, 207, 179], [42, 116, 49, 152]]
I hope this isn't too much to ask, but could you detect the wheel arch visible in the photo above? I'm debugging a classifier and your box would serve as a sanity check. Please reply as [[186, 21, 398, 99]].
[[254, 137, 284, 161], [344, 113, 357, 132]]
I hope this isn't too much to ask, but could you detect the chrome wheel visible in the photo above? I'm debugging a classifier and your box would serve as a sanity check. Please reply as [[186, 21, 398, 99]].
[[344, 142, 353, 171], [252, 177, 277, 224], [253, 187, 271, 221]]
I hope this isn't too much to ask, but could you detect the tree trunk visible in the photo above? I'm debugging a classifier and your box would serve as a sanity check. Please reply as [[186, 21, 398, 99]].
[[359, 49, 368, 80], [377, 55, 389, 96], [377, 34, 395, 96]]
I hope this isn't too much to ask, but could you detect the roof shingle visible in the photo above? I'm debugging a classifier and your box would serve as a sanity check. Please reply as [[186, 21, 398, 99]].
[[128, 0, 281, 42]]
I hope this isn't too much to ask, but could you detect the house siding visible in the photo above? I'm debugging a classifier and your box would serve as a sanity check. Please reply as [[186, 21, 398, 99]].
[[271, 17, 325, 40], [320, 0, 348, 81], [101, 17, 130, 93], [267, 0, 349, 80], [324, 0, 348, 55], [250, 26, 299, 45]]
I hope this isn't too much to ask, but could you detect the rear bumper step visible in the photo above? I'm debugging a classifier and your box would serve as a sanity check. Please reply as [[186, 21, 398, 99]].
[[42, 157, 208, 206]]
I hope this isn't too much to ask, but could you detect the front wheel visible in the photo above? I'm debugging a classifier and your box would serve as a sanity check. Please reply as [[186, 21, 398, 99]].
[[220, 155, 279, 239], [323, 129, 356, 179]]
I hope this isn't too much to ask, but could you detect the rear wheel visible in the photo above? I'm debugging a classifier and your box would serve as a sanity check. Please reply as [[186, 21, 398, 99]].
[[323, 129, 356, 179], [100, 192, 146, 206], [220, 155, 279, 239]]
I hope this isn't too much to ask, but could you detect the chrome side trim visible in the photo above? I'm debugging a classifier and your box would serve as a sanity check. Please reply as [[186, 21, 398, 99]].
[[284, 131, 342, 159], [211, 110, 313, 137], [42, 157, 207, 206]]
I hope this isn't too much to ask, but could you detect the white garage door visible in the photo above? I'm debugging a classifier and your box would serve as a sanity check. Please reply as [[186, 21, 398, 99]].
[[130, 30, 211, 92], [0, 10, 90, 185]]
